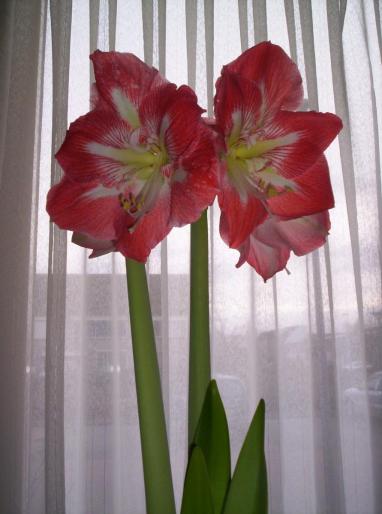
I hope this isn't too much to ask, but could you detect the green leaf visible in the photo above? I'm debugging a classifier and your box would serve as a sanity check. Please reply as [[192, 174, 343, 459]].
[[192, 379, 231, 514], [181, 446, 215, 514], [223, 399, 268, 514]]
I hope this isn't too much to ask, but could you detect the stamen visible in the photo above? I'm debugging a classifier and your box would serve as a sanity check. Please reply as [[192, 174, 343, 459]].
[[119, 192, 143, 216]]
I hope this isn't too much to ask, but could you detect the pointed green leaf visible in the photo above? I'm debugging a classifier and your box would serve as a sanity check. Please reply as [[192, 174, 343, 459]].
[[192, 379, 231, 514], [223, 399, 268, 514], [181, 446, 214, 514]]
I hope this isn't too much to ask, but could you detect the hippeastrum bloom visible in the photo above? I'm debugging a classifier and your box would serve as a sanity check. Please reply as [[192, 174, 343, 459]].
[[213, 42, 342, 252], [47, 51, 218, 261], [237, 211, 330, 281]]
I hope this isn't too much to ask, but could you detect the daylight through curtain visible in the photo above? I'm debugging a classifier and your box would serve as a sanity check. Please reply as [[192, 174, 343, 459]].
[[0, 1, 381, 514]]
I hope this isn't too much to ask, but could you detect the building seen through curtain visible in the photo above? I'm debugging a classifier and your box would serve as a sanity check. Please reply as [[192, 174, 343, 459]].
[[0, 0, 381, 513]]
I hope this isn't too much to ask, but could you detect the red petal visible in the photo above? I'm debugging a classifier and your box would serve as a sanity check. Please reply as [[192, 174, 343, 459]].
[[237, 233, 290, 281], [268, 156, 334, 218], [262, 110, 342, 178], [163, 85, 206, 160], [218, 171, 267, 249], [236, 210, 330, 280], [55, 108, 132, 187], [46, 177, 130, 240], [170, 125, 218, 226], [90, 50, 166, 112], [224, 41, 303, 112], [71, 232, 116, 258], [116, 185, 171, 262], [90, 83, 110, 111], [214, 72, 263, 138], [276, 211, 330, 256], [138, 83, 178, 136]]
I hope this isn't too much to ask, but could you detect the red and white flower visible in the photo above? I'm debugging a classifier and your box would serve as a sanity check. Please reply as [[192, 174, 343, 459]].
[[213, 42, 342, 252], [236, 211, 331, 281], [47, 51, 218, 261]]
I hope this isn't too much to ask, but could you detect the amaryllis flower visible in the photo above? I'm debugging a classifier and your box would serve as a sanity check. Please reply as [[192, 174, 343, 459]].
[[47, 51, 218, 261], [213, 42, 342, 252], [236, 211, 330, 281]]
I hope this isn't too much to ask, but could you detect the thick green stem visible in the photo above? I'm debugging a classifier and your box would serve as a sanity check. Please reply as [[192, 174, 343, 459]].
[[125, 258, 176, 514], [188, 210, 211, 445]]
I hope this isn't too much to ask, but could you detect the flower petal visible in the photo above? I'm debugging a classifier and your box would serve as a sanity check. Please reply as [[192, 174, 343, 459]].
[[261, 110, 342, 178], [218, 169, 267, 249], [237, 233, 290, 281], [46, 177, 131, 240], [214, 72, 263, 140], [72, 232, 116, 258], [138, 82, 178, 136], [224, 41, 303, 112], [163, 85, 206, 160], [276, 211, 330, 256], [267, 156, 334, 218], [90, 50, 167, 116], [116, 184, 172, 262], [55, 107, 134, 187], [236, 211, 330, 280], [170, 125, 218, 226]]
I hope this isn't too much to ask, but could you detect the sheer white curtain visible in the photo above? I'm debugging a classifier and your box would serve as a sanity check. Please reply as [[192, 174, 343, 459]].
[[1, 0, 381, 513]]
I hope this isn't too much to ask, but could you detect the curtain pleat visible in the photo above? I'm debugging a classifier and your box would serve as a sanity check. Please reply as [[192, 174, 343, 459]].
[[204, 0, 214, 117], [1, 1, 381, 513], [326, 1, 365, 324], [45, 2, 72, 513], [158, 0, 171, 427], [361, 0, 382, 304], [252, 0, 267, 43], [89, 0, 100, 80], [284, 0, 298, 62], [374, 0, 382, 60], [142, 0, 154, 66], [0, 2, 47, 513], [0, 0, 16, 186], [298, 2, 346, 511], [238, 0, 248, 53], [186, 0, 197, 89]]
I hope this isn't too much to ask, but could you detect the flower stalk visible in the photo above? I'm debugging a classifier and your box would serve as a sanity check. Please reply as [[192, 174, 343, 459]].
[[125, 258, 176, 514], [188, 209, 211, 444]]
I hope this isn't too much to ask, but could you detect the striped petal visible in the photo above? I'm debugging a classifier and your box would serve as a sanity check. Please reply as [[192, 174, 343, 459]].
[[55, 108, 135, 187], [218, 166, 267, 249], [116, 184, 172, 262], [267, 156, 334, 218], [237, 211, 330, 280], [46, 177, 131, 240], [261, 110, 342, 179], [170, 124, 218, 226], [91, 50, 167, 120], [214, 72, 263, 140], [276, 211, 330, 256], [224, 41, 303, 112], [237, 233, 290, 281], [163, 85, 206, 160], [72, 232, 116, 258]]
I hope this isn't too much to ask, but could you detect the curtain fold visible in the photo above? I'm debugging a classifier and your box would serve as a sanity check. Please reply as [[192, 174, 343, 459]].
[[0, 1, 47, 513], [45, 1, 72, 512], [0, 1, 381, 513]]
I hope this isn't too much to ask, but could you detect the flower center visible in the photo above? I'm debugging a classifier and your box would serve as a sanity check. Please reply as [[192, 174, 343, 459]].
[[88, 139, 170, 218], [118, 143, 170, 217], [225, 134, 298, 202]]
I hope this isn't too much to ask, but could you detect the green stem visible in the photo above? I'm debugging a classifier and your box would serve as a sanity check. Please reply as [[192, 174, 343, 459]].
[[188, 210, 211, 445], [125, 258, 176, 514]]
